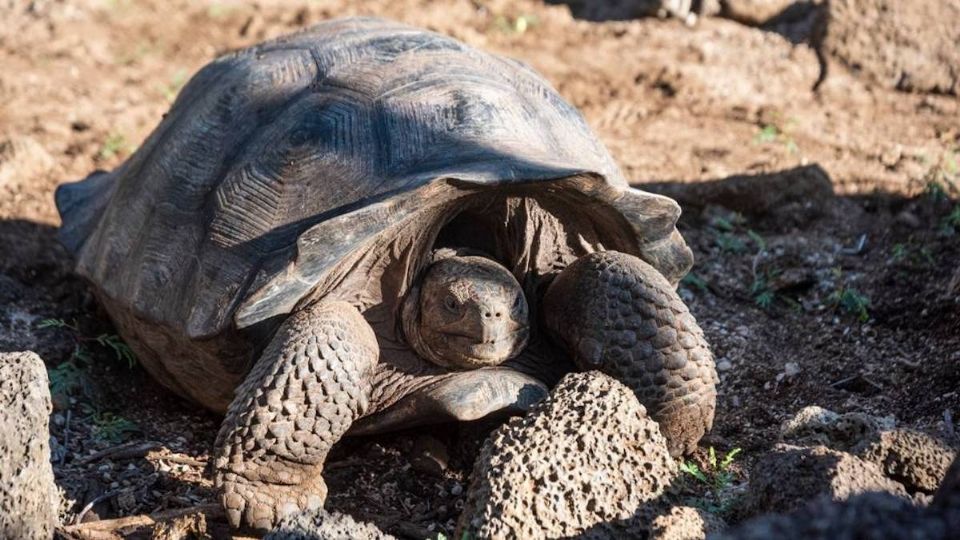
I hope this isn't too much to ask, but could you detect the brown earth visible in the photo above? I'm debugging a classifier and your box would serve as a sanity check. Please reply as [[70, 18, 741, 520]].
[[0, 0, 957, 538]]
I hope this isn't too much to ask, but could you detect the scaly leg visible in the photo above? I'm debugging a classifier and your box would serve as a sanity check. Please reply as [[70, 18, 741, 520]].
[[543, 251, 717, 456], [212, 301, 378, 531]]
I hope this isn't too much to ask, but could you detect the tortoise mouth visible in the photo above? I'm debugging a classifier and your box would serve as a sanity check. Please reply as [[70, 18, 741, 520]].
[[443, 327, 530, 364]]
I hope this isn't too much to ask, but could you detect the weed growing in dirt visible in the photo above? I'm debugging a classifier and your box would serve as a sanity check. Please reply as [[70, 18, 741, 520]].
[[825, 268, 870, 322], [890, 243, 908, 263], [87, 408, 140, 443], [681, 272, 709, 294], [830, 287, 870, 322], [941, 204, 960, 234], [889, 242, 936, 267], [680, 447, 743, 515], [750, 271, 777, 309], [98, 132, 129, 160], [923, 149, 959, 201], [48, 360, 90, 398], [753, 122, 799, 154], [37, 318, 137, 368], [709, 213, 748, 254], [745, 229, 788, 310]]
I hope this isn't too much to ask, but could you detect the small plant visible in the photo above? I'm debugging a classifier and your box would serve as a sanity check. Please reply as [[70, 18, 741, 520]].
[[94, 334, 137, 367], [830, 287, 870, 322], [745, 229, 781, 309], [753, 122, 799, 154], [37, 319, 137, 368], [942, 204, 960, 234], [889, 243, 936, 267], [713, 232, 746, 254], [98, 133, 129, 160], [708, 213, 749, 254], [681, 272, 709, 294], [47, 361, 88, 397], [90, 411, 140, 443], [750, 275, 776, 309], [680, 447, 743, 515], [890, 243, 908, 263], [926, 180, 949, 202], [922, 148, 959, 201]]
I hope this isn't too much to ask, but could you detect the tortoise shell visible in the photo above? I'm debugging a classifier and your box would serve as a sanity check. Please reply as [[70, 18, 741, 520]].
[[56, 17, 692, 409]]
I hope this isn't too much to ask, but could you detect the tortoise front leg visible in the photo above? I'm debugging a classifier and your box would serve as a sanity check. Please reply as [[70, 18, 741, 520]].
[[212, 301, 378, 531], [543, 251, 717, 456]]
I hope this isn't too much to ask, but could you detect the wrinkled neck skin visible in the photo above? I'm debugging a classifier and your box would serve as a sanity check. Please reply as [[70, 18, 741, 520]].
[[297, 182, 644, 411], [401, 251, 530, 370]]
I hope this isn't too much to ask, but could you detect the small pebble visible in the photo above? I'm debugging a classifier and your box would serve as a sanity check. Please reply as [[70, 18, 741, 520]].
[[450, 482, 463, 496], [783, 362, 800, 377], [716, 358, 733, 372]]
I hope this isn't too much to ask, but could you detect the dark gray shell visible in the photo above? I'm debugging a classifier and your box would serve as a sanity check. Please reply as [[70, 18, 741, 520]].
[[56, 17, 690, 341]]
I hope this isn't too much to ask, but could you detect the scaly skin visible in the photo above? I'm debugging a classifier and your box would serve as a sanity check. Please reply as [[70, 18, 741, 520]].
[[403, 255, 530, 369], [213, 301, 378, 531], [543, 251, 717, 456]]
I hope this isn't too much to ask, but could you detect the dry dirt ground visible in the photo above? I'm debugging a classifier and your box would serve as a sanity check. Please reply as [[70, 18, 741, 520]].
[[1, 0, 958, 538]]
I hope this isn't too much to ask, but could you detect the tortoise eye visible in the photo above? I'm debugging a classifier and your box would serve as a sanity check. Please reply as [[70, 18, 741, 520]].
[[443, 295, 460, 313], [513, 293, 524, 309]]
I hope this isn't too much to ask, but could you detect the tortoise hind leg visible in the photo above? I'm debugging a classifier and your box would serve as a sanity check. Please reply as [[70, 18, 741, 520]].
[[543, 251, 717, 456], [213, 301, 378, 531]]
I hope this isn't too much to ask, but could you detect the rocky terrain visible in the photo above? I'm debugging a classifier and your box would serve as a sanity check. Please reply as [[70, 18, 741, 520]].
[[0, 0, 958, 538]]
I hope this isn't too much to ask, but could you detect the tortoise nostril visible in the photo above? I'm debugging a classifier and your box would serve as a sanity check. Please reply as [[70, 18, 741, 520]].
[[495, 312, 502, 318], [484, 311, 492, 319]]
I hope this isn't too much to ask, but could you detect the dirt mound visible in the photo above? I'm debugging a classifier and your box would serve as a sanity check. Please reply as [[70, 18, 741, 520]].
[[744, 444, 907, 515], [822, 0, 960, 94]]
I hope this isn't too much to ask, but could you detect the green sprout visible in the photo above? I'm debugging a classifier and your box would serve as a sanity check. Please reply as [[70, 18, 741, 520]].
[[91, 411, 140, 443], [680, 447, 743, 515], [37, 319, 137, 368], [681, 272, 709, 294], [830, 287, 870, 322]]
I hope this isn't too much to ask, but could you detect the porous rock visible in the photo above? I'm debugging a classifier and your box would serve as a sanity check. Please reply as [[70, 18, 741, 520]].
[[650, 505, 726, 540], [572, 503, 725, 539], [714, 455, 960, 540], [0, 351, 58, 539], [779, 405, 889, 451], [456, 371, 678, 539], [853, 429, 957, 494], [265, 508, 396, 540], [822, 0, 960, 94], [712, 491, 952, 540], [779, 406, 958, 493], [744, 444, 907, 515]]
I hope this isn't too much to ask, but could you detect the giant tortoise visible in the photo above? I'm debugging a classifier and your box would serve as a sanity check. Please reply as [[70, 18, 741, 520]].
[[55, 17, 717, 530]]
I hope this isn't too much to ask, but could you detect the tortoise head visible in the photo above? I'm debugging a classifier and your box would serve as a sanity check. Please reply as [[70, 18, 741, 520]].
[[402, 254, 529, 369]]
